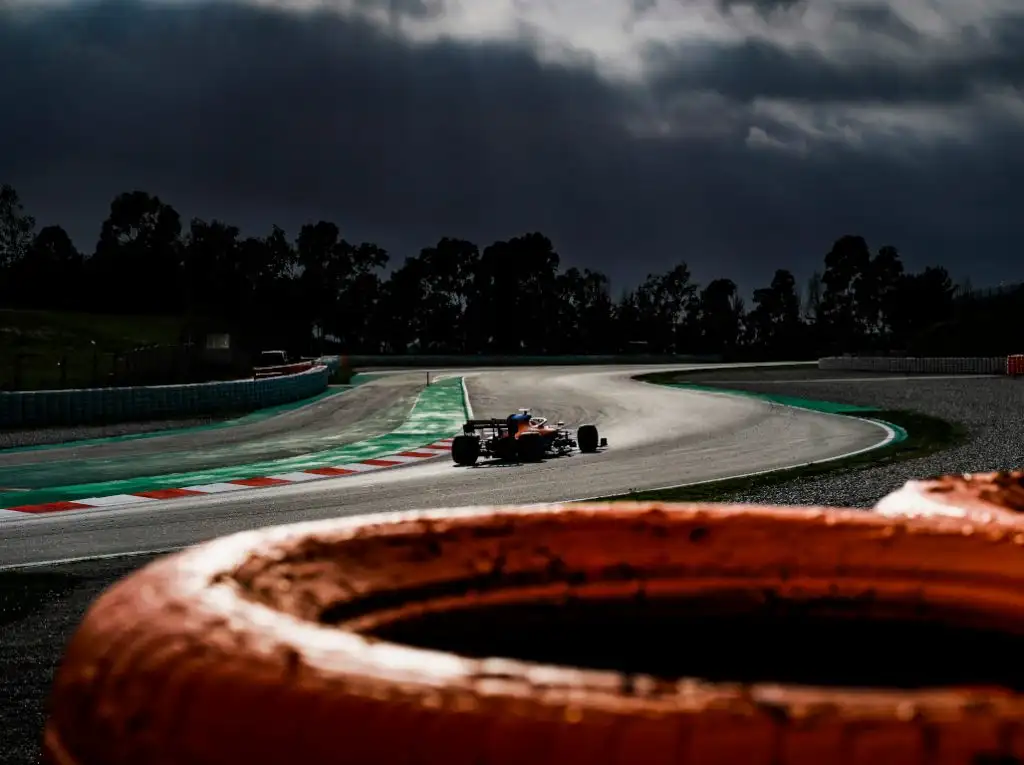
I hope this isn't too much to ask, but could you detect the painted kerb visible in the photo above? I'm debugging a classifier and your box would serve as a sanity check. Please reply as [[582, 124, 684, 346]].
[[819, 356, 1008, 375], [0, 365, 330, 429]]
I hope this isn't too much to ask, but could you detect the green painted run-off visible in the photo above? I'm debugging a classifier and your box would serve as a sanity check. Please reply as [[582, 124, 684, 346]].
[[0, 383, 359, 456], [0, 377, 468, 510]]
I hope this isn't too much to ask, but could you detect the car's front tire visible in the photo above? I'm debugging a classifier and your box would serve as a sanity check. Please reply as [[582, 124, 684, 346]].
[[577, 424, 600, 453]]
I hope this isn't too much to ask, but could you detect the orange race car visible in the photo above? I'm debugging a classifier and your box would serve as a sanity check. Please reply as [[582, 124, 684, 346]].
[[451, 408, 606, 466]]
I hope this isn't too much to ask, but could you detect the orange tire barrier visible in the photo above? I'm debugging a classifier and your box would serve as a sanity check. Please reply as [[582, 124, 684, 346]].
[[43, 501, 1024, 764], [876, 471, 1024, 521]]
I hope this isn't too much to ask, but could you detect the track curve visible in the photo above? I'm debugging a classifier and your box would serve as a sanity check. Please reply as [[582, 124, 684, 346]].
[[0, 364, 886, 567], [0, 375, 424, 485]]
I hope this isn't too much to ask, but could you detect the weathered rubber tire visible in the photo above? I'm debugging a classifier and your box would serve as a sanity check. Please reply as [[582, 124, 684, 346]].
[[876, 470, 1024, 521], [577, 424, 599, 453], [516, 432, 545, 462], [451, 434, 480, 466], [43, 502, 1024, 765]]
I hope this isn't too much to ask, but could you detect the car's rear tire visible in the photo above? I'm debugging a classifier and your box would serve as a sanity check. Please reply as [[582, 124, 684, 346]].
[[577, 424, 599, 453], [516, 432, 545, 462], [452, 435, 480, 466]]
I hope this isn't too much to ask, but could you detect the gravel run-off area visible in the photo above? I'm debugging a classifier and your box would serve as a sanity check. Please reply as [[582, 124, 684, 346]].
[[1, 556, 163, 765], [669, 367, 1024, 507], [2, 367, 1022, 764]]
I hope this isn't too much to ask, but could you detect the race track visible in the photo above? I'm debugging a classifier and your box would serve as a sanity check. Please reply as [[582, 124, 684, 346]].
[[0, 374, 424, 484], [0, 364, 887, 568]]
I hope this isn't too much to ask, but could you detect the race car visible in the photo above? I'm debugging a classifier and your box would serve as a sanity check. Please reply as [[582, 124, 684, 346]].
[[451, 408, 607, 466]]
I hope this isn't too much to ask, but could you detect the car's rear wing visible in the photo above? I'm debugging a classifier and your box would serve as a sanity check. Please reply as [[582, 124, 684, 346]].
[[462, 418, 510, 434]]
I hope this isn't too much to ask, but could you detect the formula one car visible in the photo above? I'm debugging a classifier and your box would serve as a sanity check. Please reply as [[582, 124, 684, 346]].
[[451, 409, 607, 466]]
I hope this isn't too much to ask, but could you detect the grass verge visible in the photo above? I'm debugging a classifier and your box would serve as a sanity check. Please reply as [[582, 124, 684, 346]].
[[588, 407, 967, 503], [0, 309, 187, 390]]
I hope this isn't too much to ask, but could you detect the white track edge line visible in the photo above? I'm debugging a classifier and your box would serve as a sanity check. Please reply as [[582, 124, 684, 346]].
[[0, 546, 188, 571], [461, 374, 474, 419]]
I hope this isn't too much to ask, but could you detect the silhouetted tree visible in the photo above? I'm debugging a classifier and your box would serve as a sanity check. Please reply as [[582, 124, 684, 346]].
[[619, 263, 698, 354], [14, 225, 83, 309], [955, 276, 973, 300], [90, 191, 183, 314], [803, 271, 822, 324], [819, 234, 872, 351], [464, 233, 561, 354], [888, 266, 956, 350], [693, 278, 744, 353], [183, 218, 242, 321], [0, 184, 35, 269], [4, 180, 1001, 363], [292, 221, 388, 353], [748, 269, 802, 356], [295, 221, 346, 338], [555, 267, 615, 354], [0, 184, 36, 305], [330, 242, 389, 353], [247, 225, 298, 300], [238, 226, 301, 350], [380, 238, 478, 353], [858, 244, 904, 344]]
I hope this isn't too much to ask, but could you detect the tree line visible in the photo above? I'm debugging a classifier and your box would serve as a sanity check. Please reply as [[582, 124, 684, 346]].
[[0, 183, 1010, 359]]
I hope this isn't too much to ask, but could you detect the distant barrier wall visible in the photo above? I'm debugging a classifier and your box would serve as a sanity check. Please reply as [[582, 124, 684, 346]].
[[819, 356, 1009, 375], [340, 354, 723, 368], [253, 361, 315, 379], [311, 356, 342, 375], [0, 365, 329, 429]]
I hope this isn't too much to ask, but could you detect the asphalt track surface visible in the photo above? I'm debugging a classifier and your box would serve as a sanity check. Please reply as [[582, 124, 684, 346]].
[[0, 363, 887, 568]]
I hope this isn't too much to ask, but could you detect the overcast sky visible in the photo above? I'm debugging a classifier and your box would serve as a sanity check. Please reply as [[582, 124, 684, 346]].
[[2, 0, 1022, 294]]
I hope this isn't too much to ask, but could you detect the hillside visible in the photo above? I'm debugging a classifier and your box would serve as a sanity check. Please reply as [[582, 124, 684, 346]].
[[0, 310, 187, 391]]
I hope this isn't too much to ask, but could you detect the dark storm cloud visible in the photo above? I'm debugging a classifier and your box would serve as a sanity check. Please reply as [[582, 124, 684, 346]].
[[1, 0, 1022, 293], [353, 0, 447, 22], [643, 6, 1024, 106], [643, 37, 1013, 105], [715, 0, 802, 13]]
